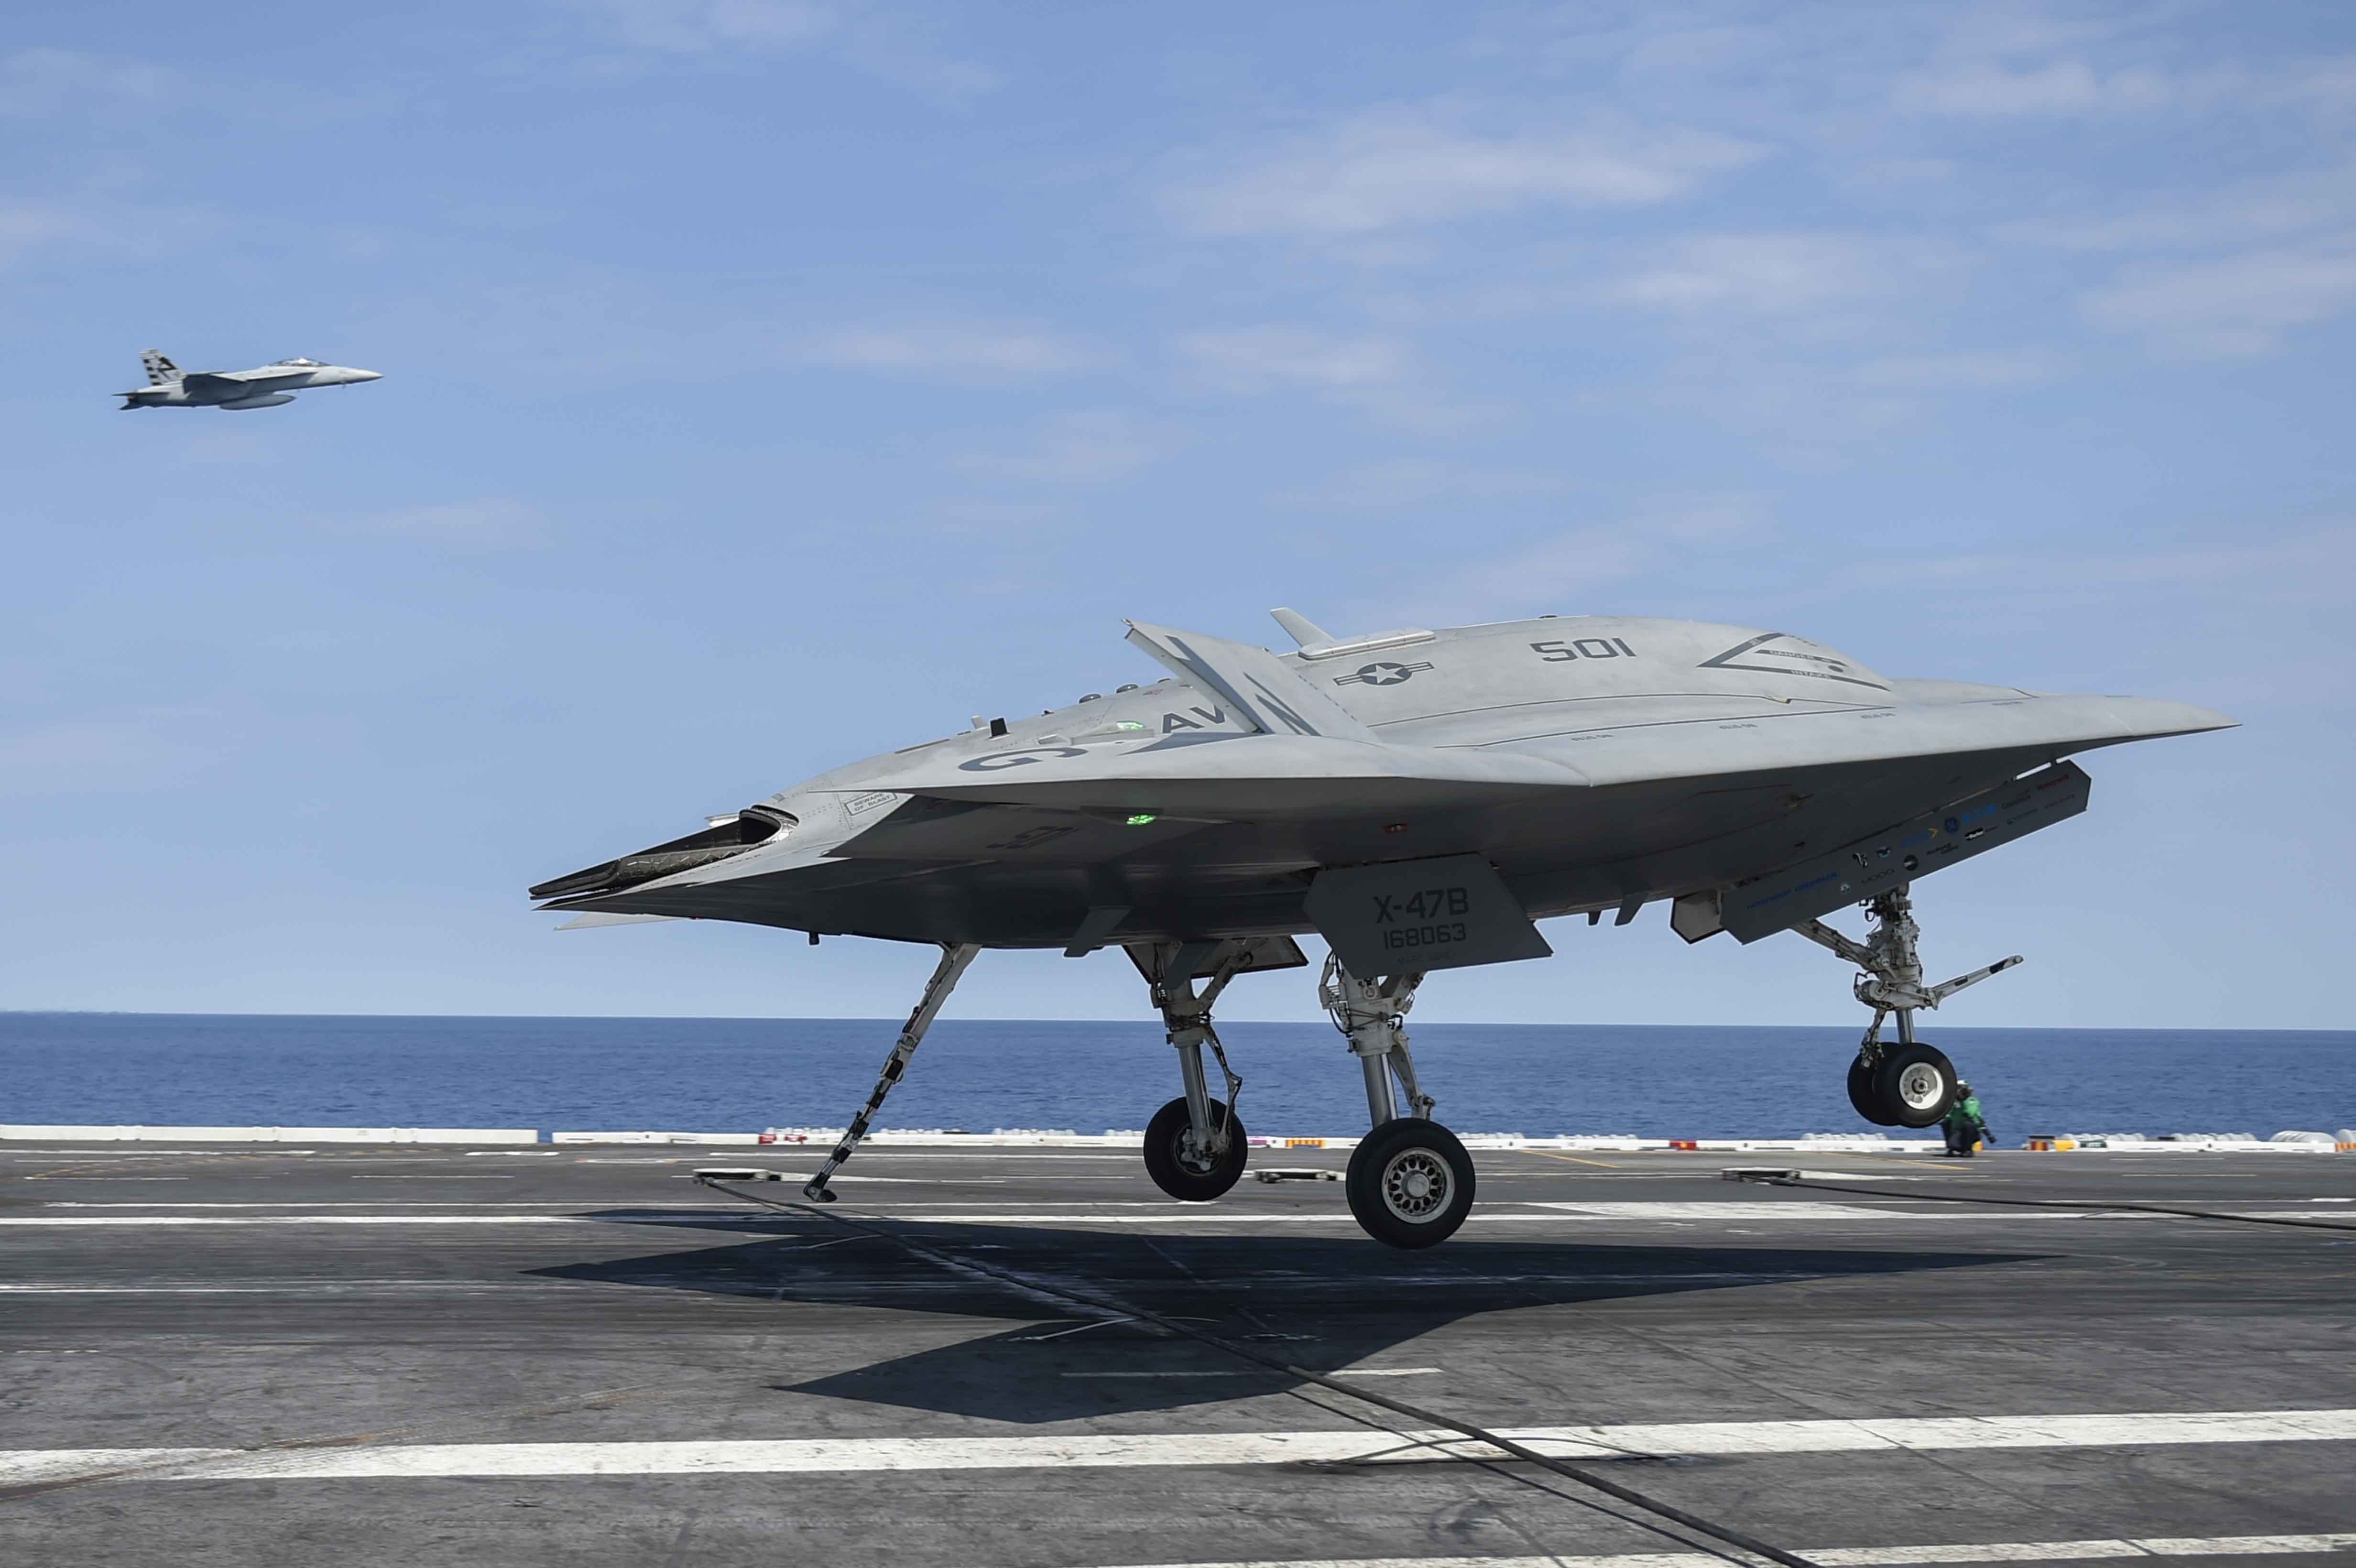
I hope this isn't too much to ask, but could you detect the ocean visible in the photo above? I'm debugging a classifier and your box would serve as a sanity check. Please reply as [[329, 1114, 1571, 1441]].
[[3, 1013, 2351, 1141]]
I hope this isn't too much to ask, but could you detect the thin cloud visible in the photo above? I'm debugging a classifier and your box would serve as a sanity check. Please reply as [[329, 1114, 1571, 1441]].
[[1607, 232, 1972, 322], [329, 499, 554, 551], [1896, 59, 2184, 116], [796, 323, 1097, 382], [1888, 7, 2245, 120], [0, 196, 219, 279], [567, 0, 837, 52], [2082, 240, 2356, 357], [957, 411, 1168, 485], [0, 47, 177, 117], [1175, 326, 1408, 392], [1418, 494, 1773, 624], [0, 716, 215, 800], [1997, 162, 2356, 253], [554, 0, 998, 100], [1851, 347, 2070, 390], [1172, 326, 1492, 432], [1276, 458, 1571, 513], [0, 202, 96, 267], [1162, 105, 1761, 238]]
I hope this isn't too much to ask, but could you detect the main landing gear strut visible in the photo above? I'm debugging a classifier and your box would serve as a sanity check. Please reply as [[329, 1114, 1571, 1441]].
[[1132, 941, 1254, 1202], [1318, 955, 1475, 1248], [1124, 943, 1476, 1247], [802, 936, 1477, 1247], [1794, 885, 2020, 1129]]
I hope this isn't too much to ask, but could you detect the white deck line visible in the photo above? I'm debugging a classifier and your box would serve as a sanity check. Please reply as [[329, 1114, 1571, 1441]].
[[0, 1208, 975, 1224], [0, 1211, 2047, 1228], [0, 1207, 2218, 1227], [5, 1409, 2353, 1484], [1107, 1537, 2356, 1568]]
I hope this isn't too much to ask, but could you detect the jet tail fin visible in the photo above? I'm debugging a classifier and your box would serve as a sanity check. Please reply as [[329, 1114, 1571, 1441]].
[[141, 349, 180, 386], [1269, 608, 1331, 647]]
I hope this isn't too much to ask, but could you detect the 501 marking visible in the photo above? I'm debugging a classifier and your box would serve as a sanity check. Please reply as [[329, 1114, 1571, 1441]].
[[1531, 637, 1636, 663]]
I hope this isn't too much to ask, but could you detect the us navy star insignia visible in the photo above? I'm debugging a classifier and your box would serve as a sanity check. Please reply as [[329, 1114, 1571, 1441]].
[[1333, 660, 1434, 687]]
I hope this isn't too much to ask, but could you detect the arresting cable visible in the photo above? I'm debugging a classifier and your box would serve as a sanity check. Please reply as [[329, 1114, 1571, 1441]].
[[698, 1175, 1822, 1568], [1724, 1172, 2356, 1233]]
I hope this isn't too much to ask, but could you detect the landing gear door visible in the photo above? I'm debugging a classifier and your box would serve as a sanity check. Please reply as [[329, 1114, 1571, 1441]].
[[1124, 935, 1309, 987], [1307, 854, 1553, 974], [1716, 762, 2094, 944]]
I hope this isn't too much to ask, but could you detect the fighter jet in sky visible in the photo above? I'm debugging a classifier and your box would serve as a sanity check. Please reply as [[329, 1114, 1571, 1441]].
[[531, 609, 2233, 1247], [117, 350, 382, 410]]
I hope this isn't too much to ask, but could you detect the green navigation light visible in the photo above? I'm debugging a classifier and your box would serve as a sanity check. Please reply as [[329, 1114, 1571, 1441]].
[[1125, 813, 1158, 826]]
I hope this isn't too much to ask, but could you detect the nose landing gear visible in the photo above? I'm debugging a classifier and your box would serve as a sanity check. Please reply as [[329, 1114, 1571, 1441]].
[[1797, 885, 2020, 1129]]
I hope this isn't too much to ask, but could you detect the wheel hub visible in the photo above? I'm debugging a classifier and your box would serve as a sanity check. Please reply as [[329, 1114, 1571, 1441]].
[[1381, 1148, 1450, 1221], [1897, 1063, 1945, 1109]]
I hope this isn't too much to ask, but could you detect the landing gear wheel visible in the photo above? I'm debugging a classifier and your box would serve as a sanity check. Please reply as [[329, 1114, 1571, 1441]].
[[1848, 1056, 1897, 1126], [1143, 1097, 1246, 1202], [1872, 1043, 1958, 1128], [1346, 1118, 1475, 1249]]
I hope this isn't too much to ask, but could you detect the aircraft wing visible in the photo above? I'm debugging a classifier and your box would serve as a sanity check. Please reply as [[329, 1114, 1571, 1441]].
[[859, 689, 2225, 816], [1504, 692, 2233, 790], [182, 369, 307, 393]]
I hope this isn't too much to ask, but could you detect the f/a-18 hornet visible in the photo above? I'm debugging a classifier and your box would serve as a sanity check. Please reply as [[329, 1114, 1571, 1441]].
[[533, 610, 2232, 1247], [118, 350, 382, 410]]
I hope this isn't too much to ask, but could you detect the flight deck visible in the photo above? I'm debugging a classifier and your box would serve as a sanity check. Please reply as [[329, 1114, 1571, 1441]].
[[3, 1139, 2352, 1568]]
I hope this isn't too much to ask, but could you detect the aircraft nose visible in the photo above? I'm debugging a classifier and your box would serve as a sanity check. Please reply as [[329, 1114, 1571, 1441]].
[[355, 369, 383, 381]]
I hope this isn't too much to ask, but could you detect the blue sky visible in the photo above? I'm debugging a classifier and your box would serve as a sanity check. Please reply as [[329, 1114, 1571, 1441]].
[[4, 1, 2350, 1027]]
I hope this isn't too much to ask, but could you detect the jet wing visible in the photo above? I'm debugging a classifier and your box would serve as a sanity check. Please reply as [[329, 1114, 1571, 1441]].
[[183, 369, 306, 393], [856, 690, 2225, 819], [1506, 692, 2233, 790]]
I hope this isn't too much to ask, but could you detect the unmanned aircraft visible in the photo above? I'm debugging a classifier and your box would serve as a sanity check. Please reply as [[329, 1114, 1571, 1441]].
[[117, 350, 382, 410], [531, 610, 2233, 1247]]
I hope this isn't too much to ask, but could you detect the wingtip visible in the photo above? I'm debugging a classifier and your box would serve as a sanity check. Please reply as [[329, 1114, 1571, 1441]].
[[2103, 697, 2239, 739]]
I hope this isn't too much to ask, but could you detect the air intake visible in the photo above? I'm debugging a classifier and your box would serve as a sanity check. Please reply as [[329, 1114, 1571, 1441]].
[[530, 807, 792, 902]]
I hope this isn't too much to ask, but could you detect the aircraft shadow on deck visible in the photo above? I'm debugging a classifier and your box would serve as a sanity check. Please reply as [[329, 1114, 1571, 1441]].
[[533, 1212, 2039, 1425]]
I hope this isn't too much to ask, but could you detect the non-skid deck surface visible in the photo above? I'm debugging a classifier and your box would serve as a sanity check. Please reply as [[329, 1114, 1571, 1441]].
[[2, 1140, 2352, 1567]]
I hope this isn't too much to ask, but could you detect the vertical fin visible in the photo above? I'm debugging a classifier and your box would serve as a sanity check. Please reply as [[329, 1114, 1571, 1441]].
[[1269, 608, 1332, 648], [141, 350, 181, 386]]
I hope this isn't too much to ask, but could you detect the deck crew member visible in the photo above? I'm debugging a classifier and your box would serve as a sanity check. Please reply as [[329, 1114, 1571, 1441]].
[[1942, 1081, 1991, 1157]]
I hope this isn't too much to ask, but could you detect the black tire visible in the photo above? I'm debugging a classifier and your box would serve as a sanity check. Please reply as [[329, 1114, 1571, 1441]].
[[1345, 1118, 1475, 1249], [1872, 1043, 1958, 1129], [1142, 1097, 1247, 1202], [1848, 1056, 1897, 1125]]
